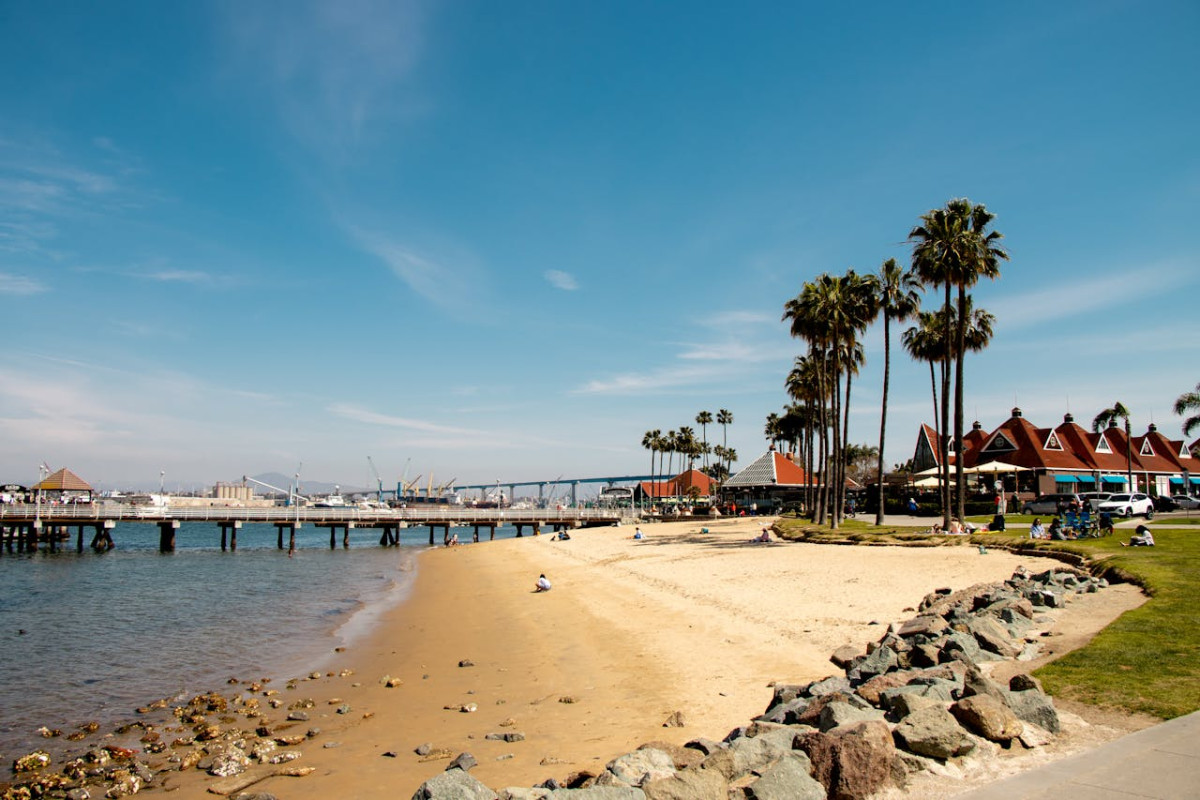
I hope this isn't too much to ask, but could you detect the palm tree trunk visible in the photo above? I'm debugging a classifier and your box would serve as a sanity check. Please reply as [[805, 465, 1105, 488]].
[[941, 283, 952, 528], [876, 313, 891, 525], [830, 352, 842, 531], [954, 286, 967, 522], [842, 368, 854, 526]]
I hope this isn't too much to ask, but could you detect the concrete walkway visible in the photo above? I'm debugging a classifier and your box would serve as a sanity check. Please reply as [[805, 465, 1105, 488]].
[[956, 711, 1200, 799]]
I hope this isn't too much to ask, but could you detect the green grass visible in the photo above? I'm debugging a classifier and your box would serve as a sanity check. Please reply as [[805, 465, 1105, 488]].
[[775, 517, 1200, 719]]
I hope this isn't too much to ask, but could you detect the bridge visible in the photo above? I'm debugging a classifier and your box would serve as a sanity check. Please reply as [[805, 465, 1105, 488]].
[[0, 503, 633, 553], [445, 474, 657, 505]]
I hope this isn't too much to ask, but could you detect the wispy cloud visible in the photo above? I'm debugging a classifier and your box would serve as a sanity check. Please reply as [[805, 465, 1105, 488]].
[[544, 270, 579, 291], [141, 269, 219, 285], [221, 0, 425, 153], [0, 273, 48, 295], [327, 402, 478, 436], [346, 226, 482, 312], [990, 260, 1197, 331], [574, 365, 730, 396]]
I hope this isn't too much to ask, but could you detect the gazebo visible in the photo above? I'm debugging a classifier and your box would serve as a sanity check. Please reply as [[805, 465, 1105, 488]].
[[33, 468, 94, 501]]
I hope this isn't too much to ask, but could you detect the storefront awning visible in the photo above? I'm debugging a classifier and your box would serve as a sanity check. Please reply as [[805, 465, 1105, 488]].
[[1170, 477, 1184, 485], [1101, 475, 1127, 484], [1191, 477, 1200, 485], [1054, 474, 1078, 482]]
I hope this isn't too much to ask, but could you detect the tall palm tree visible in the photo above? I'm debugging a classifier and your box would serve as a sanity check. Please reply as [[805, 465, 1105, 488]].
[[717, 409, 734, 479], [873, 258, 921, 524], [695, 411, 713, 470], [1093, 402, 1134, 491], [910, 198, 1008, 523], [641, 428, 661, 509], [677, 426, 698, 471], [1174, 383, 1200, 438]]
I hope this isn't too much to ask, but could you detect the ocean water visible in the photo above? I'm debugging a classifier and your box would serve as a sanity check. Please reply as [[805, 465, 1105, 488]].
[[0, 520, 525, 759]]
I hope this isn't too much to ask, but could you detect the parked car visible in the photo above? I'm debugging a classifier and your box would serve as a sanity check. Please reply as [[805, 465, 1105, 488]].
[[1096, 492, 1154, 517], [1153, 495, 1178, 512], [1170, 495, 1200, 510], [1077, 491, 1112, 511], [1021, 493, 1080, 515]]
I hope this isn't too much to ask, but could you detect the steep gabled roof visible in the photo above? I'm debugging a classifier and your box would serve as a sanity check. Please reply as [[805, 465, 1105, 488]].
[[725, 451, 809, 488]]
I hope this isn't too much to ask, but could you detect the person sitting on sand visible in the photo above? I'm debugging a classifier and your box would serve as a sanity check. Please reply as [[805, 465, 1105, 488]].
[[750, 527, 771, 543], [534, 574, 552, 592], [632, 527, 644, 540], [1029, 518, 1045, 540], [1122, 525, 1155, 547], [947, 519, 965, 534], [929, 522, 943, 535]]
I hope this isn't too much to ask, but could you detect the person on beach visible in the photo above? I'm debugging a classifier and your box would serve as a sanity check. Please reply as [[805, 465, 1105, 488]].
[[751, 527, 771, 543], [1122, 525, 1155, 547], [907, 497, 918, 514], [534, 574, 552, 592], [633, 527, 644, 540], [1030, 518, 1045, 539]]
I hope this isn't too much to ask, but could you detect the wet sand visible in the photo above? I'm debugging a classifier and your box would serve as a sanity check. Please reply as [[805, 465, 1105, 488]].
[[170, 517, 1146, 798]]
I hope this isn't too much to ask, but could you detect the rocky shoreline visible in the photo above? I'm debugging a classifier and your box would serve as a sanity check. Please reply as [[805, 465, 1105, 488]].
[[4, 564, 1123, 800], [410, 566, 1117, 800]]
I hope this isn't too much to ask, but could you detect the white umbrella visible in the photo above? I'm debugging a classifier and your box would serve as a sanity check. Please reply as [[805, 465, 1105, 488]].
[[912, 476, 942, 488], [963, 460, 1026, 475]]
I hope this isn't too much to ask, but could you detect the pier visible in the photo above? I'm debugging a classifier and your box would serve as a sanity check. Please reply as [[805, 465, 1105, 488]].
[[0, 504, 632, 553]]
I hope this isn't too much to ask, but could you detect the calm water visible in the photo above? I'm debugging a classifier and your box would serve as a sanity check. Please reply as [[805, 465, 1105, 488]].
[[0, 520, 524, 758]]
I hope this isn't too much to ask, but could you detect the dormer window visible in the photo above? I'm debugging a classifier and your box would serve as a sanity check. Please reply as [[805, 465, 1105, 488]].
[[1096, 436, 1112, 454], [1045, 432, 1063, 451], [1180, 443, 1193, 460], [1139, 439, 1154, 457], [983, 432, 1017, 453]]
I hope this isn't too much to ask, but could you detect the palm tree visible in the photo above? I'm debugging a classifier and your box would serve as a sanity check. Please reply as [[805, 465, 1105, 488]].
[[1174, 383, 1200, 438], [677, 426, 698, 471], [873, 258, 921, 524], [641, 428, 661, 510], [1093, 402, 1134, 491], [910, 198, 1008, 523], [695, 411, 713, 470], [717, 409, 734, 478]]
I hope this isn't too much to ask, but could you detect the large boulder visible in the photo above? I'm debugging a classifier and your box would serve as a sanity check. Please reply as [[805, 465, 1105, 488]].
[[1004, 689, 1061, 734], [807, 675, 854, 697], [897, 615, 948, 638], [606, 749, 676, 787], [892, 706, 976, 760], [642, 767, 728, 800], [744, 752, 826, 800], [796, 720, 895, 800], [548, 788, 646, 799], [950, 695, 1023, 743], [817, 700, 886, 732], [703, 726, 804, 780], [967, 615, 1021, 658], [855, 672, 909, 706], [847, 646, 898, 684], [412, 767, 497, 800]]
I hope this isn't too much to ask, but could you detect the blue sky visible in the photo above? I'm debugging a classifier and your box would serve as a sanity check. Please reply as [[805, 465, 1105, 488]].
[[2, 1, 1197, 493]]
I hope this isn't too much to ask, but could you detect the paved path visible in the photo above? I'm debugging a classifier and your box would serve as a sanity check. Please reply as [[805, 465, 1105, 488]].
[[956, 711, 1200, 799]]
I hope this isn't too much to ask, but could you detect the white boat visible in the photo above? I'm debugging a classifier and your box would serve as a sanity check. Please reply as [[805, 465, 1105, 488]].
[[313, 486, 347, 508]]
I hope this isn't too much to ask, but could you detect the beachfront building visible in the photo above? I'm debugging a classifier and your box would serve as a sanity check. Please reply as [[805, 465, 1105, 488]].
[[635, 469, 716, 506], [911, 408, 1198, 498], [720, 449, 811, 512]]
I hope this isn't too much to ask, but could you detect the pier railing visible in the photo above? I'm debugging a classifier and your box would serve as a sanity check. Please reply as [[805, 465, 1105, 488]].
[[0, 503, 632, 526]]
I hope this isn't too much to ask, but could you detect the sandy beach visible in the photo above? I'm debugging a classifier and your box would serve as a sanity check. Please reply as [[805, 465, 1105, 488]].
[[167, 516, 1147, 798]]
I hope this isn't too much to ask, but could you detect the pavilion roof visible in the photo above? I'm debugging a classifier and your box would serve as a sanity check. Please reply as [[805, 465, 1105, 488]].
[[34, 468, 93, 492]]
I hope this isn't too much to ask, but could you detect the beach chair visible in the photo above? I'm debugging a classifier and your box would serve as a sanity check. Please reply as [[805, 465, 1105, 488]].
[[1079, 509, 1095, 536], [1064, 510, 1080, 533]]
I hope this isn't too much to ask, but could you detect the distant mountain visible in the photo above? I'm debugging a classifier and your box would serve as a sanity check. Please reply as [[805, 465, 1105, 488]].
[[249, 473, 373, 497]]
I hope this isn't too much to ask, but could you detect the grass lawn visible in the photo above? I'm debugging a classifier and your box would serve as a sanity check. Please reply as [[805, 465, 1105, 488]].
[[775, 515, 1200, 719]]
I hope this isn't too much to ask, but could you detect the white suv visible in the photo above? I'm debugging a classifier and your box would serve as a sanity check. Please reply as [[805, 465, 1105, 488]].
[[1096, 493, 1153, 517]]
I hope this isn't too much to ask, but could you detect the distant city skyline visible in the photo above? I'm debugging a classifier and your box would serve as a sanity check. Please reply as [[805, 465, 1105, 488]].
[[2, 2, 1197, 489]]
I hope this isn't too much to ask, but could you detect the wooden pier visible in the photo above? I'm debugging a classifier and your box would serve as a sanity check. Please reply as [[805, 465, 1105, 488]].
[[0, 504, 631, 553]]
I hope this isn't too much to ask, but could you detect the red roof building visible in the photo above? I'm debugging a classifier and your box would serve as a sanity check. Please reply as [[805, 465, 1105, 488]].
[[913, 408, 1198, 496]]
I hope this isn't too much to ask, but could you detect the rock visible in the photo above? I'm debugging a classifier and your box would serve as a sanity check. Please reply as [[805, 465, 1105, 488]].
[[448, 752, 478, 772], [892, 706, 976, 760], [458, 659, 475, 668], [208, 749, 251, 777], [884, 692, 939, 721], [758, 697, 809, 725], [847, 645, 898, 684], [854, 673, 908, 706], [795, 720, 895, 800], [546, 788, 646, 798], [1017, 721, 1054, 748], [958, 664, 1008, 703], [499, 790, 552, 800], [1004, 689, 1061, 734], [806, 675, 853, 697], [286, 711, 309, 721], [950, 695, 1023, 743], [967, 615, 1021, 658], [830, 645, 862, 669], [661, 711, 685, 728], [415, 742, 436, 756], [1008, 674, 1043, 693], [744, 751, 825, 800], [641, 766, 729, 800], [817, 700, 885, 732], [636, 741, 704, 770], [897, 615, 948, 638], [682, 738, 724, 756], [605, 748, 676, 786], [703, 727, 804, 780], [411, 767, 497, 799], [13, 750, 52, 772]]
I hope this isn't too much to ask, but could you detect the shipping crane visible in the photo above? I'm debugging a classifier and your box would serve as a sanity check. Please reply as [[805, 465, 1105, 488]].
[[242, 474, 309, 507], [367, 456, 384, 503]]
